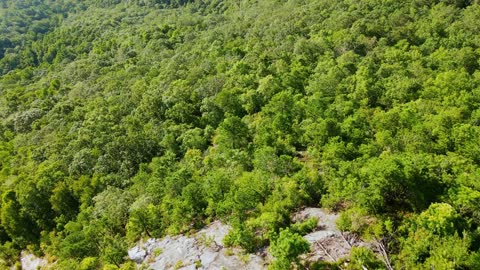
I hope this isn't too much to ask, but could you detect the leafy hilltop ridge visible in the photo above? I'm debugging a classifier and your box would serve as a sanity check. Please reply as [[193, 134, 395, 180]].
[[1, 0, 480, 269]]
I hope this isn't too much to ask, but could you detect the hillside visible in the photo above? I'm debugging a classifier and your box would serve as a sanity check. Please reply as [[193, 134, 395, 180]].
[[1, 0, 480, 269]]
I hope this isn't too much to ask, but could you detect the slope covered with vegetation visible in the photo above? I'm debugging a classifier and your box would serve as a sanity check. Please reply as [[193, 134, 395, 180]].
[[1, 0, 480, 269]]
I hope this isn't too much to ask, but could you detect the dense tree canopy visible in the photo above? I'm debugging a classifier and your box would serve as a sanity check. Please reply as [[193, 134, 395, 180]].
[[1, 0, 480, 269]]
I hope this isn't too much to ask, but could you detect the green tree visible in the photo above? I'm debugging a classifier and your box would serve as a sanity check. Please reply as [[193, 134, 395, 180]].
[[397, 203, 471, 269], [213, 115, 249, 149], [269, 228, 310, 270], [0, 190, 39, 247]]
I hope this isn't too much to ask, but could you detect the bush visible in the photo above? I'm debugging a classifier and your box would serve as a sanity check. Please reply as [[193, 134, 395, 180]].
[[79, 257, 99, 270], [345, 247, 384, 270], [291, 217, 318, 235], [269, 228, 310, 270]]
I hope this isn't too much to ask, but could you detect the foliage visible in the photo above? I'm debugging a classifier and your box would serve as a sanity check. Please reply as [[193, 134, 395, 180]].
[[344, 247, 385, 270], [269, 228, 310, 270], [396, 203, 475, 269], [290, 217, 318, 235], [1, 0, 480, 268]]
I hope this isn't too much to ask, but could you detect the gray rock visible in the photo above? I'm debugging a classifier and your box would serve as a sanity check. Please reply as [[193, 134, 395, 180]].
[[292, 207, 340, 231], [127, 246, 147, 263], [130, 221, 267, 270], [304, 230, 337, 243], [20, 251, 48, 270], [129, 209, 372, 269]]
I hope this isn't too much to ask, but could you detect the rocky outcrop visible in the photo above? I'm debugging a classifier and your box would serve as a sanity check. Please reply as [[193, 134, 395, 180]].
[[129, 221, 267, 270], [129, 208, 368, 269], [295, 208, 369, 263], [19, 251, 48, 270], [18, 208, 367, 270]]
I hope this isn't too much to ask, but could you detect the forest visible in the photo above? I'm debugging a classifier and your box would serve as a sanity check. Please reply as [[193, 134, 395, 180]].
[[1, 0, 480, 269]]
